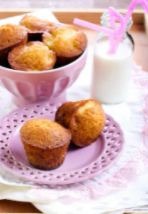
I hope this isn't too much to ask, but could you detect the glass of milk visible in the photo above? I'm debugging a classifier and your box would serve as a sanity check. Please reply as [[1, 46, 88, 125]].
[[91, 11, 134, 104]]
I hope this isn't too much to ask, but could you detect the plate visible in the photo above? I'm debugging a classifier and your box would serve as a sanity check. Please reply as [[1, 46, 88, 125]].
[[0, 100, 124, 184]]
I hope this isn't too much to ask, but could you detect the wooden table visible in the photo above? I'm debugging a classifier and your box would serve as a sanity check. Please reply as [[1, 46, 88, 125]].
[[0, 9, 147, 213]]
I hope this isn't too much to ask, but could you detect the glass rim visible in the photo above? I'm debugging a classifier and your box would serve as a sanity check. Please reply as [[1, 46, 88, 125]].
[[101, 11, 133, 30]]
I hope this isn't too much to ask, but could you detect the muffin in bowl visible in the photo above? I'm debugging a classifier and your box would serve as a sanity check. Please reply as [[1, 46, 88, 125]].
[[0, 18, 88, 106], [0, 24, 28, 66], [8, 41, 56, 71], [20, 119, 71, 170], [42, 24, 87, 66], [20, 15, 56, 42], [20, 15, 55, 32], [55, 99, 105, 147]]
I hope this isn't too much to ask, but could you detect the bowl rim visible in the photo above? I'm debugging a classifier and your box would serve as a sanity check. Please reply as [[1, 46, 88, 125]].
[[0, 45, 88, 74]]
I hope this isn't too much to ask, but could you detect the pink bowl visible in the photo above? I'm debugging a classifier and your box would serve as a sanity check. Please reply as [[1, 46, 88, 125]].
[[0, 47, 88, 106]]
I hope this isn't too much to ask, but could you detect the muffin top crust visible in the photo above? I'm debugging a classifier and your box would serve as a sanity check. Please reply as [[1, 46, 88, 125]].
[[20, 119, 71, 149], [42, 24, 87, 58], [0, 24, 28, 50], [20, 15, 55, 32], [8, 41, 56, 71]]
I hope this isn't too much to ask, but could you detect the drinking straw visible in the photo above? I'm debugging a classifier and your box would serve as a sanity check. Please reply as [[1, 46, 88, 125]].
[[74, 7, 125, 53], [125, 0, 148, 22], [74, 0, 148, 54], [111, 0, 148, 53], [109, 14, 115, 49], [108, 7, 124, 53], [73, 16, 124, 37]]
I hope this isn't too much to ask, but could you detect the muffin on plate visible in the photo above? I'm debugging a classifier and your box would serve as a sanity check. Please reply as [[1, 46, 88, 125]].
[[8, 41, 56, 71], [42, 24, 87, 66], [20, 119, 71, 170], [55, 99, 105, 147], [0, 24, 28, 66], [55, 100, 85, 128]]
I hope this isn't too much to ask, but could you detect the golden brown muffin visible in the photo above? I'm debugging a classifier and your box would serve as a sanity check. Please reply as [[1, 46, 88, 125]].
[[42, 24, 87, 66], [20, 119, 71, 170], [55, 100, 85, 128], [0, 24, 28, 66], [55, 99, 105, 147], [8, 41, 56, 71], [20, 15, 55, 32]]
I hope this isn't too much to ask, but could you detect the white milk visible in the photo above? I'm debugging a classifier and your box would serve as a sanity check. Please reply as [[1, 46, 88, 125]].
[[91, 41, 133, 104]]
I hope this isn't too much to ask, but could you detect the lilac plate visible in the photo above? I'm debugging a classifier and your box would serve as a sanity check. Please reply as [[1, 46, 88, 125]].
[[0, 100, 124, 185]]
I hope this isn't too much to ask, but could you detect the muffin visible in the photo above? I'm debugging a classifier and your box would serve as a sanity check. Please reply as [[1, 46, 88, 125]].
[[55, 100, 85, 128], [42, 24, 87, 66], [8, 41, 56, 71], [20, 119, 71, 170], [0, 24, 28, 66], [20, 15, 55, 32], [55, 99, 105, 147], [20, 15, 56, 42]]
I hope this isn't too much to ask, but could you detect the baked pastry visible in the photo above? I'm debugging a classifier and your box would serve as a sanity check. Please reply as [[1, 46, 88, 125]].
[[0, 24, 28, 66], [55, 100, 85, 128], [20, 119, 71, 170], [20, 15, 57, 42], [8, 41, 56, 71], [20, 15, 55, 32], [42, 24, 87, 66], [55, 99, 105, 147]]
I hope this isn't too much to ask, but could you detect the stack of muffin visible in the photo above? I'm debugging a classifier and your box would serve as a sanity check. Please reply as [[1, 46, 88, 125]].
[[0, 15, 87, 71], [20, 99, 105, 170]]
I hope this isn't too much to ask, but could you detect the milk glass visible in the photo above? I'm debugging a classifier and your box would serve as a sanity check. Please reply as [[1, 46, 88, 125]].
[[91, 12, 134, 104]]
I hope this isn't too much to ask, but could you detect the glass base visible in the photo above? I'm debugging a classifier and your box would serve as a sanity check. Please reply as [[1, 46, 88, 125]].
[[91, 95, 126, 105]]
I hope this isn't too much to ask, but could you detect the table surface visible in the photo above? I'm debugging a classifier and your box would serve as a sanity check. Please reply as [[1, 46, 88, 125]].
[[0, 23, 147, 213]]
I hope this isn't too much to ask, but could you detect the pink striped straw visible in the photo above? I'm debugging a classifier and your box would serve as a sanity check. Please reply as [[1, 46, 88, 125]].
[[109, 13, 115, 50], [111, 0, 148, 53], [73, 7, 125, 53], [73, 17, 124, 37], [108, 7, 125, 53], [74, 0, 148, 54], [126, 0, 148, 22]]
